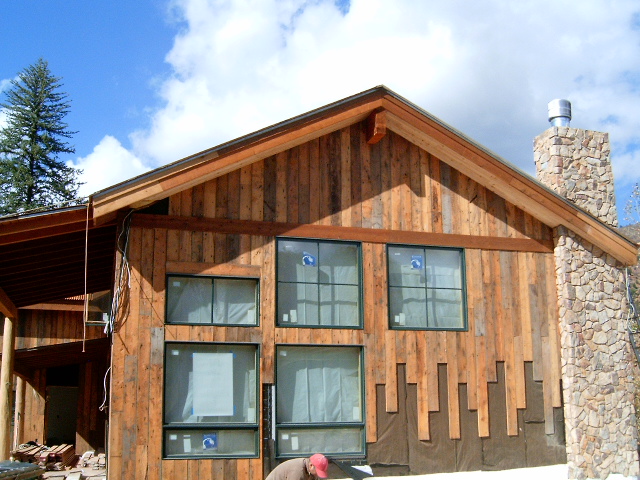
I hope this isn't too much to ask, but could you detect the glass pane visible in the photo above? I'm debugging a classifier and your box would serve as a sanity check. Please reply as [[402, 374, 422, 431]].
[[427, 289, 464, 329], [388, 246, 426, 288], [278, 240, 318, 283], [277, 427, 363, 456], [164, 344, 257, 424], [425, 249, 462, 289], [213, 278, 258, 325], [164, 429, 257, 457], [319, 242, 359, 285], [319, 285, 359, 327], [278, 283, 319, 325], [276, 347, 362, 424], [167, 276, 212, 324], [389, 287, 427, 328]]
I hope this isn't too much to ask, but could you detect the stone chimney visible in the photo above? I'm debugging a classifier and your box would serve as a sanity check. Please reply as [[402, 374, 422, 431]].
[[534, 122, 618, 227], [534, 101, 639, 480]]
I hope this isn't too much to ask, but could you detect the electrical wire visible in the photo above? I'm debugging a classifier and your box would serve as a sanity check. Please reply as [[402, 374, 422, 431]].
[[99, 366, 111, 412], [106, 210, 134, 335]]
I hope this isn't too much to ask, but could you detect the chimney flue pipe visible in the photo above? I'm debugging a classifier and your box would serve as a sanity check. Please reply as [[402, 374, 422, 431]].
[[548, 99, 572, 127]]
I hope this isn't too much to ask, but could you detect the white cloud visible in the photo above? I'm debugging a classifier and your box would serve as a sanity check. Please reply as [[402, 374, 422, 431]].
[[88, 0, 640, 214], [71, 135, 150, 197]]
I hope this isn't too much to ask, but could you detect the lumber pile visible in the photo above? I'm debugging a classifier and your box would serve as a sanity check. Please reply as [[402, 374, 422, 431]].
[[36, 444, 75, 470], [11, 443, 47, 463]]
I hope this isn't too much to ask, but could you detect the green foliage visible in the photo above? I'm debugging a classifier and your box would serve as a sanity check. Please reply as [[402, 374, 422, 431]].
[[0, 58, 82, 215]]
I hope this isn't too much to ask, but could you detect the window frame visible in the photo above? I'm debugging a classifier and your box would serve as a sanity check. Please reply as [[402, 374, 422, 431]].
[[275, 237, 364, 329], [386, 244, 468, 331], [162, 341, 260, 459], [165, 274, 260, 326], [274, 344, 366, 459]]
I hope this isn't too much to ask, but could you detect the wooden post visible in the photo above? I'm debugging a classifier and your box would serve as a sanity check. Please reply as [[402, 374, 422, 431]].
[[13, 375, 25, 451], [0, 315, 16, 460]]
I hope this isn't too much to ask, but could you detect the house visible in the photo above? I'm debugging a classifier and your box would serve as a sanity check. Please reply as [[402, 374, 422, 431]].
[[0, 86, 637, 480]]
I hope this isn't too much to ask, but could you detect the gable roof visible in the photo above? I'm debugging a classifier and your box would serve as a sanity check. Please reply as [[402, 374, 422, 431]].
[[0, 86, 636, 316], [90, 85, 637, 264]]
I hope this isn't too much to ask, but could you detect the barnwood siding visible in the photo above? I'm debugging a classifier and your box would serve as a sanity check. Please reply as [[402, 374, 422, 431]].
[[109, 123, 561, 480], [0, 310, 109, 449], [11, 310, 106, 350]]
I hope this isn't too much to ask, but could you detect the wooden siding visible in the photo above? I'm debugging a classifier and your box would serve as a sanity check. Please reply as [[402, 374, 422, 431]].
[[109, 123, 562, 480], [9, 310, 107, 350], [2, 310, 110, 451]]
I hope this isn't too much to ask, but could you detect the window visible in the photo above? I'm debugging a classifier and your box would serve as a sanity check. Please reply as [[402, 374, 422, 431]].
[[163, 343, 259, 458], [275, 346, 364, 457], [277, 239, 361, 327], [166, 275, 258, 325], [388, 245, 466, 330]]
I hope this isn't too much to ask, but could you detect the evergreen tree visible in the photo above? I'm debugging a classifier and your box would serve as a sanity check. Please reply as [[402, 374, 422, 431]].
[[0, 58, 82, 215]]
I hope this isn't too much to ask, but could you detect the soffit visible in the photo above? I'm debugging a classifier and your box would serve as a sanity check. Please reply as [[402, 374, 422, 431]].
[[0, 207, 117, 310]]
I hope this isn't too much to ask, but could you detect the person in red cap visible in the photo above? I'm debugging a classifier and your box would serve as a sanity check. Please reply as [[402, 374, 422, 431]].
[[265, 453, 329, 480]]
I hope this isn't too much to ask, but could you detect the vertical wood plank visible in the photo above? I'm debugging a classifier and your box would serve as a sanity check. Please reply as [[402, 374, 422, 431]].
[[308, 139, 320, 225], [261, 239, 276, 383], [389, 134, 402, 231], [420, 150, 432, 232], [426, 332, 440, 412], [298, 143, 310, 225], [440, 163, 453, 234], [405, 332, 417, 384], [399, 137, 412, 232], [350, 123, 362, 228], [369, 137, 383, 229], [239, 166, 253, 265], [263, 156, 276, 223], [475, 336, 490, 437], [429, 156, 442, 233], [446, 334, 460, 439], [482, 250, 497, 383], [500, 252, 518, 436], [385, 330, 398, 412], [380, 135, 392, 230], [545, 253, 562, 408], [416, 332, 430, 440], [341, 127, 352, 227], [287, 148, 299, 224], [360, 130, 373, 229]]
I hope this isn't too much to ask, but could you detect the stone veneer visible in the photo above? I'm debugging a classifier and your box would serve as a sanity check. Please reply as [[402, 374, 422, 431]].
[[535, 127, 639, 479], [534, 127, 618, 228]]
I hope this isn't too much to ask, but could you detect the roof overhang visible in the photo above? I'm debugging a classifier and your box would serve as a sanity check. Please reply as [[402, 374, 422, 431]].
[[88, 86, 637, 266], [0, 206, 118, 309]]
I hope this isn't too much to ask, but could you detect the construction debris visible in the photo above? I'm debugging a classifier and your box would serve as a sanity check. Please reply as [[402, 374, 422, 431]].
[[36, 444, 76, 470], [11, 443, 106, 479], [11, 442, 47, 463], [0, 460, 44, 480]]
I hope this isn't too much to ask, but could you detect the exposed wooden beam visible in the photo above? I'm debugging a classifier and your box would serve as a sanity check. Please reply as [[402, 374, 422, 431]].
[[20, 302, 102, 312], [166, 262, 261, 277], [0, 288, 17, 320], [366, 109, 387, 144], [131, 213, 554, 253]]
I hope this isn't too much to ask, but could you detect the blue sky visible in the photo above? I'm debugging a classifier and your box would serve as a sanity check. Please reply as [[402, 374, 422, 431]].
[[2, 0, 640, 224], [1, 0, 174, 153]]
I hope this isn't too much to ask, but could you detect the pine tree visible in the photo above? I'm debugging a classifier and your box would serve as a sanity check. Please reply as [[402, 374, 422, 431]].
[[0, 58, 82, 215]]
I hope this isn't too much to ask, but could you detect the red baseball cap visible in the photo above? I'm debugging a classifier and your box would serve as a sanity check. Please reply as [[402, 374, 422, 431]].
[[310, 453, 329, 478]]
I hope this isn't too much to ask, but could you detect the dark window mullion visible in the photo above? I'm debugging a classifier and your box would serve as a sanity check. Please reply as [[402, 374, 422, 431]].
[[210, 278, 216, 325]]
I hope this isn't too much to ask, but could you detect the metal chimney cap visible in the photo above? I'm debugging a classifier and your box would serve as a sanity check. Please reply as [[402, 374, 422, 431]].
[[548, 99, 571, 127]]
